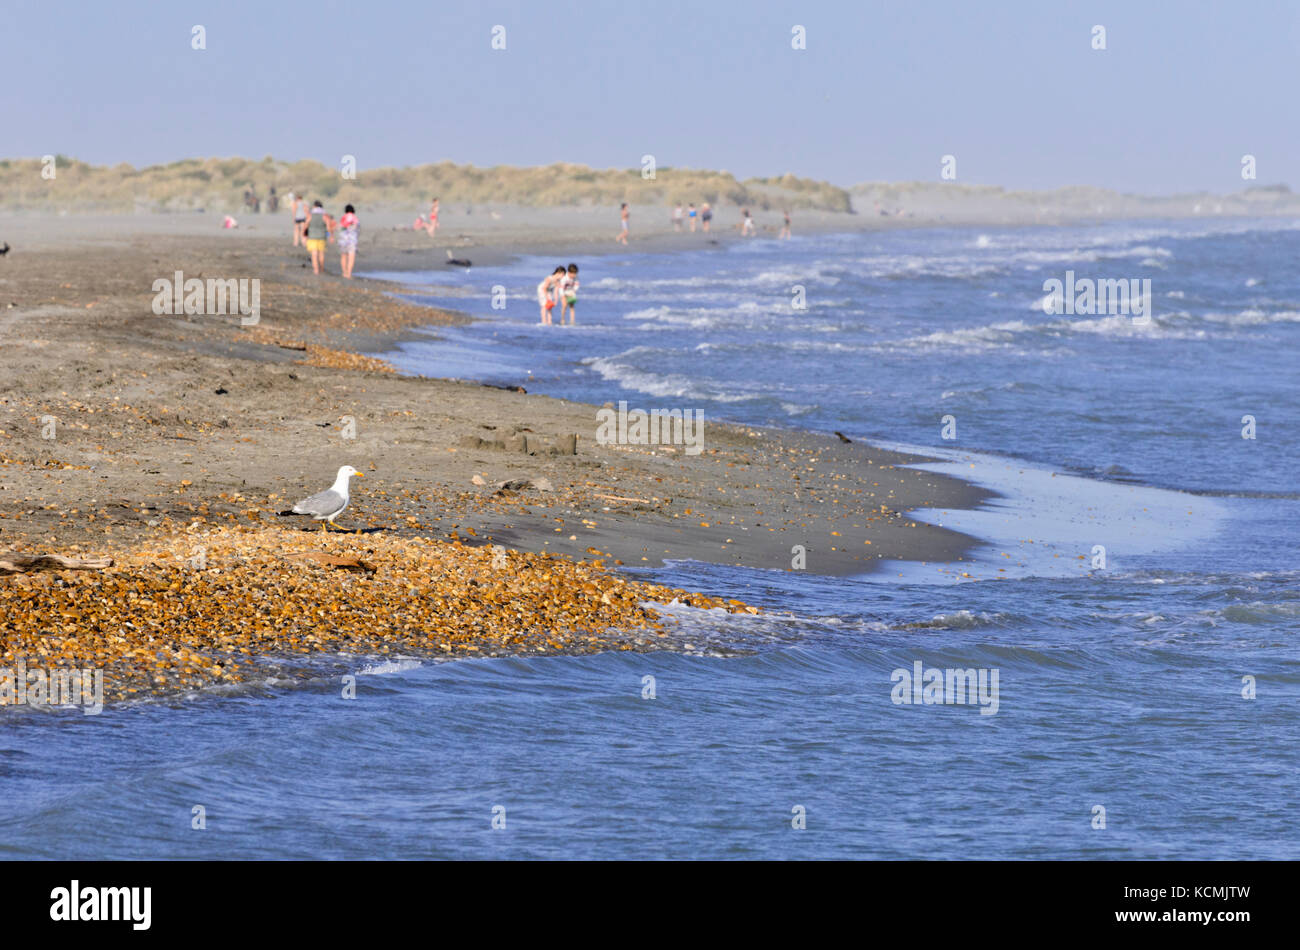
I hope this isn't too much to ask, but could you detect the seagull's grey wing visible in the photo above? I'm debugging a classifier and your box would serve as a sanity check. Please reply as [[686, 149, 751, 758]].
[[292, 488, 346, 518]]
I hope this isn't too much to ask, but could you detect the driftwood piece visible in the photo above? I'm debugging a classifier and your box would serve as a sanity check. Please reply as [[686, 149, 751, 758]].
[[284, 552, 376, 574], [593, 493, 659, 506], [0, 553, 114, 575]]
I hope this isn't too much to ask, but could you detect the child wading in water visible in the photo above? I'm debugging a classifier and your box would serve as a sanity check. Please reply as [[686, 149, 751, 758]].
[[336, 204, 360, 279], [537, 266, 565, 325], [615, 203, 629, 245], [560, 263, 579, 325]]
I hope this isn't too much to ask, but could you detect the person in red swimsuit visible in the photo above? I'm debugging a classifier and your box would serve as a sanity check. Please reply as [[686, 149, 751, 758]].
[[425, 198, 440, 238]]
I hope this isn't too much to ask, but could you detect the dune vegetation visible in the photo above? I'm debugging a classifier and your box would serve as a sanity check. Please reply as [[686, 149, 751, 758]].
[[0, 156, 853, 214]]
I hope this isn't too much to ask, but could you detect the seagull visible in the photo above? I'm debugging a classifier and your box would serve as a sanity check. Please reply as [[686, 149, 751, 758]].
[[0, 243, 10, 257], [280, 465, 364, 530]]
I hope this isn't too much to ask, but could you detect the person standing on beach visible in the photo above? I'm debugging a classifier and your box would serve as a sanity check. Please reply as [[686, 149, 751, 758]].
[[672, 203, 684, 232], [336, 204, 360, 279], [537, 266, 565, 325], [561, 263, 579, 325], [425, 198, 440, 237], [290, 192, 306, 246], [780, 209, 791, 239], [740, 208, 755, 237], [305, 200, 334, 276], [687, 203, 697, 232], [615, 203, 629, 244], [701, 203, 712, 233]]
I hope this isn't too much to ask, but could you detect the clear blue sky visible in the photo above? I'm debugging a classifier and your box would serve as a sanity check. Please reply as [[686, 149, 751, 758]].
[[6, 0, 1298, 193]]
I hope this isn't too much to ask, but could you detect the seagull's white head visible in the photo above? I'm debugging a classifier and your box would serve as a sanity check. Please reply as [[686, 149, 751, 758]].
[[335, 465, 363, 486]]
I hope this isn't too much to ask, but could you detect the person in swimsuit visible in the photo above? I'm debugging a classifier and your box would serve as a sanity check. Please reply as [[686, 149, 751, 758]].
[[336, 204, 360, 279], [291, 192, 306, 246], [537, 266, 565, 325], [561, 263, 579, 325], [304, 200, 334, 276], [701, 203, 712, 233], [687, 203, 697, 233], [780, 209, 791, 239], [425, 198, 439, 238], [615, 203, 629, 245], [741, 208, 755, 236], [672, 203, 684, 232]]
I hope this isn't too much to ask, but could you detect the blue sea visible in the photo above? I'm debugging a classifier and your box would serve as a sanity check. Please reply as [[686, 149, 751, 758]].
[[4, 218, 1298, 859]]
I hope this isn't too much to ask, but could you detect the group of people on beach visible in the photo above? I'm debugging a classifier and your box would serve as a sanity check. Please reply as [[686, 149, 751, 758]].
[[287, 191, 361, 278], [536, 264, 580, 326], [668, 202, 714, 235], [616, 203, 791, 242], [616, 201, 723, 243], [277, 188, 786, 288], [701, 204, 789, 239]]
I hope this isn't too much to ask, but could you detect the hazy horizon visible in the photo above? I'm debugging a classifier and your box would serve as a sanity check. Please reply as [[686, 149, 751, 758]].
[[7, 0, 1299, 195]]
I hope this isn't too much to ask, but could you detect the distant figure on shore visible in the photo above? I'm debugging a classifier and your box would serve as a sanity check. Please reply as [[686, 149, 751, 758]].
[[425, 198, 440, 237], [537, 265, 565, 326], [701, 203, 712, 232], [412, 215, 426, 230], [305, 200, 335, 276], [687, 203, 697, 232], [561, 263, 579, 325], [267, 187, 279, 214], [223, 214, 239, 229], [672, 203, 684, 231], [615, 203, 629, 244], [243, 189, 260, 214], [780, 209, 791, 239], [291, 193, 307, 246], [740, 208, 755, 237], [336, 204, 360, 279]]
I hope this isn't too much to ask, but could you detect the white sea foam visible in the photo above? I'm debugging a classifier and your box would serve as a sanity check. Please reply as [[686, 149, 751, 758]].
[[897, 320, 1034, 350], [357, 658, 422, 676], [1200, 308, 1300, 327], [581, 355, 710, 400]]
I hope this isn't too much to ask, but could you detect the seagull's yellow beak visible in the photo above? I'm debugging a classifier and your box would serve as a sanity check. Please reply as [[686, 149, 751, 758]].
[[355, 472, 365, 477]]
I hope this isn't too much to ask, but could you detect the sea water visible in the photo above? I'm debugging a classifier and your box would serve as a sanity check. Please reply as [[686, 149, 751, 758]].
[[3, 219, 1297, 859]]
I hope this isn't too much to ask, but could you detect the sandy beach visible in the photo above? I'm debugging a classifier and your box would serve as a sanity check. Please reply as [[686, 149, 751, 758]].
[[0, 209, 989, 703]]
